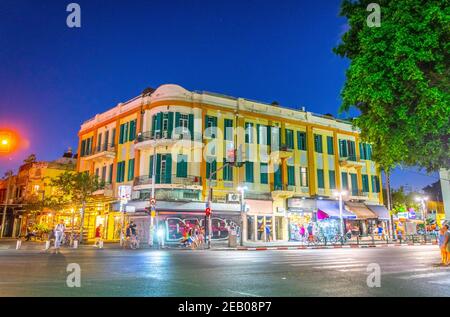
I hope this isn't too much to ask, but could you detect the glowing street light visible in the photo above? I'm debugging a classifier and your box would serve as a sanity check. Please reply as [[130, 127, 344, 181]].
[[333, 190, 348, 236], [0, 133, 11, 153]]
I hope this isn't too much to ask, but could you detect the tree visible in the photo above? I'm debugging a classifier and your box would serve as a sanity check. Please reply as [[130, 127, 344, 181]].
[[334, 0, 449, 172], [390, 186, 421, 214], [51, 172, 103, 243]]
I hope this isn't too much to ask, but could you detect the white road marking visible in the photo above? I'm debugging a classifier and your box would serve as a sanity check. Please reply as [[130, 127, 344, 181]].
[[312, 263, 368, 269], [398, 272, 450, 280]]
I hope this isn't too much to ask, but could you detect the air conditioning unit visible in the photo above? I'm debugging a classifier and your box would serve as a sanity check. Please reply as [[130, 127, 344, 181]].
[[131, 191, 140, 200], [227, 193, 240, 203]]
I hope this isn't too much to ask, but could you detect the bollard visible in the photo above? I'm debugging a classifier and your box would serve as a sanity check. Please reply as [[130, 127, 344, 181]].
[[73, 240, 78, 249], [16, 239, 22, 250], [45, 240, 50, 250]]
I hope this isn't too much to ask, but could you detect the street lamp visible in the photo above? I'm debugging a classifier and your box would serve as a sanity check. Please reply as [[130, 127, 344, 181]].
[[415, 196, 429, 235], [333, 190, 347, 237], [237, 186, 248, 246]]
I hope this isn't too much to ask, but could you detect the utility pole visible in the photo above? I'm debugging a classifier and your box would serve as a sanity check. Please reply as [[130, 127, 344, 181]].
[[385, 170, 395, 239], [149, 146, 157, 247], [1, 171, 13, 238]]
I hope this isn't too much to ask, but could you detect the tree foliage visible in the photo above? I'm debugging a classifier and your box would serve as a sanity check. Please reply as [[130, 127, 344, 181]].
[[334, 0, 449, 172]]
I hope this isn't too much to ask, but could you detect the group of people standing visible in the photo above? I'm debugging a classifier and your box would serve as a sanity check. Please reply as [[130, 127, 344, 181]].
[[181, 225, 204, 249]]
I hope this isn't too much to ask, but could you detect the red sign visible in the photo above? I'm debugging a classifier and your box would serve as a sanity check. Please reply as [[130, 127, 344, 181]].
[[150, 198, 156, 206], [205, 207, 211, 217]]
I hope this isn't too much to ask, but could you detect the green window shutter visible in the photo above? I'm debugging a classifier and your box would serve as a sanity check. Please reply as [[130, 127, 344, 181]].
[[117, 161, 125, 183], [119, 124, 124, 144], [317, 169, 324, 189], [266, 126, 271, 146], [128, 159, 135, 181], [348, 141, 356, 160], [256, 124, 260, 144], [149, 155, 154, 177], [367, 144, 372, 160], [129, 120, 136, 142], [97, 133, 102, 152], [223, 159, 232, 181], [167, 112, 174, 138], [151, 115, 156, 136], [285, 129, 294, 149], [80, 140, 86, 156], [362, 175, 369, 192], [350, 173, 358, 195], [212, 160, 217, 180], [297, 131, 306, 150], [155, 154, 162, 184], [314, 134, 322, 153], [327, 136, 334, 155], [260, 163, 268, 184], [156, 113, 163, 133], [176, 155, 187, 178], [339, 140, 348, 157], [274, 164, 282, 189], [245, 122, 253, 143], [175, 112, 181, 129], [359, 143, 365, 160], [329, 170, 336, 189], [341, 172, 348, 190], [108, 164, 113, 183], [116, 162, 120, 182], [123, 123, 129, 143], [287, 165, 295, 186], [188, 114, 194, 140], [245, 162, 254, 183], [165, 154, 172, 183]]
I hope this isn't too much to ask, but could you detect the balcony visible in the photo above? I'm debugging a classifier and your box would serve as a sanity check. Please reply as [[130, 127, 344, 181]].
[[80, 144, 116, 161], [133, 174, 202, 190], [134, 131, 189, 150], [348, 190, 370, 201], [271, 184, 296, 199], [338, 155, 365, 168], [92, 183, 114, 197], [274, 144, 294, 159]]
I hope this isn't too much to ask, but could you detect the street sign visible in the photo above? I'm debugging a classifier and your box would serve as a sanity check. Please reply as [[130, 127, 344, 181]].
[[118, 185, 131, 202], [205, 207, 211, 217], [151, 210, 156, 218], [150, 198, 156, 206]]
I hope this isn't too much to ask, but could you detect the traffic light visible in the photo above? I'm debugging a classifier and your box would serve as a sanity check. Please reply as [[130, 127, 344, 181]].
[[205, 207, 211, 217]]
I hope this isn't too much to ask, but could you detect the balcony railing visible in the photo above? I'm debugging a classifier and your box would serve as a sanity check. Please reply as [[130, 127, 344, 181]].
[[134, 175, 202, 187], [272, 184, 296, 191], [81, 143, 116, 158]]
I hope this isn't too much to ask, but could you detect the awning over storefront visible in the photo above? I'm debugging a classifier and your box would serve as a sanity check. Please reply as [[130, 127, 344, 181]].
[[287, 198, 316, 213], [344, 201, 378, 220], [112, 200, 241, 214], [366, 204, 390, 220], [316, 199, 357, 220]]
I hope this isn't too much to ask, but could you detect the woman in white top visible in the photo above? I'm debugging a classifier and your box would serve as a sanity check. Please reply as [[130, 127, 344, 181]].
[[54, 220, 66, 252]]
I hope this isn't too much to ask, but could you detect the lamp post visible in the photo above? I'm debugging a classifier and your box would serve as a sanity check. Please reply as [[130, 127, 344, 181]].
[[333, 190, 347, 237], [237, 185, 248, 245], [416, 196, 429, 236], [1, 171, 13, 239]]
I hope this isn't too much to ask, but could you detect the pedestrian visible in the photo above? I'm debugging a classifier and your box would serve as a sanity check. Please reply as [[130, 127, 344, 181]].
[[94, 224, 103, 248], [307, 223, 314, 242], [438, 224, 449, 266], [265, 224, 271, 242], [299, 225, 306, 241], [377, 224, 384, 240], [54, 219, 66, 253]]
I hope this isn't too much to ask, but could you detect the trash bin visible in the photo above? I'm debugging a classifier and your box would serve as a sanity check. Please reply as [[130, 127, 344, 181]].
[[228, 229, 237, 247]]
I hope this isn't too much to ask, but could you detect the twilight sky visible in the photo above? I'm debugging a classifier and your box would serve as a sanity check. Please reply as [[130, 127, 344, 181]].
[[0, 0, 439, 190]]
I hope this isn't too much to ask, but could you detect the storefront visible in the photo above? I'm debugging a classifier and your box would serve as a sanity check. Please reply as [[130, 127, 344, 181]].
[[115, 200, 241, 245], [366, 203, 391, 234], [244, 199, 275, 243], [393, 209, 423, 235], [344, 201, 378, 236], [316, 199, 357, 239], [287, 198, 316, 241]]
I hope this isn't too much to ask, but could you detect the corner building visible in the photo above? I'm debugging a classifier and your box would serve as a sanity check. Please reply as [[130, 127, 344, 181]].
[[77, 84, 385, 244]]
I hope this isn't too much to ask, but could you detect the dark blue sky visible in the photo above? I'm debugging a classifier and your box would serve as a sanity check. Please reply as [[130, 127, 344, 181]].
[[0, 0, 439, 190]]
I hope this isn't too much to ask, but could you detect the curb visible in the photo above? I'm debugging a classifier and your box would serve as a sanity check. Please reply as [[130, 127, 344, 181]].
[[236, 243, 437, 251]]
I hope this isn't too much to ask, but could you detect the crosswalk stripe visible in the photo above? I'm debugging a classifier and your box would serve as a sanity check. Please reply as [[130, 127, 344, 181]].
[[273, 258, 355, 264], [338, 265, 428, 273], [398, 272, 450, 280], [428, 278, 450, 285], [290, 260, 366, 267], [312, 263, 368, 269]]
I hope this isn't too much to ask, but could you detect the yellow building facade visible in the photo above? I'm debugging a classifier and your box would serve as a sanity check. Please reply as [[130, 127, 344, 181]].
[[77, 84, 384, 244]]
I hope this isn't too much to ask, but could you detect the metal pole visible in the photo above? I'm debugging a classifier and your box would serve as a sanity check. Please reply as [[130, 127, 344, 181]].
[[1, 172, 12, 238], [149, 146, 156, 246], [385, 171, 395, 240], [338, 193, 344, 237]]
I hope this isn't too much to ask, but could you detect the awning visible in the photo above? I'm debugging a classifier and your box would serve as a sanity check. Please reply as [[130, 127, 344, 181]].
[[112, 200, 241, 214], [316, 199, 357, 220], [345, 201, 378, 220], [245, 199, 273, 215], [366, 204, 390, 220]]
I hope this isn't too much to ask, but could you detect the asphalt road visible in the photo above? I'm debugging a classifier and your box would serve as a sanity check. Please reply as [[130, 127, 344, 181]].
[[0, 245, 448, 297]]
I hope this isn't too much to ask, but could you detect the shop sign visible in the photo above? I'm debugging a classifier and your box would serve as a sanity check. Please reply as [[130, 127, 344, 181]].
[[287, 198, 316, 210], [397, 212, 409, 219], [118, 185, 131, 203], [408, 211, 416, 219]]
